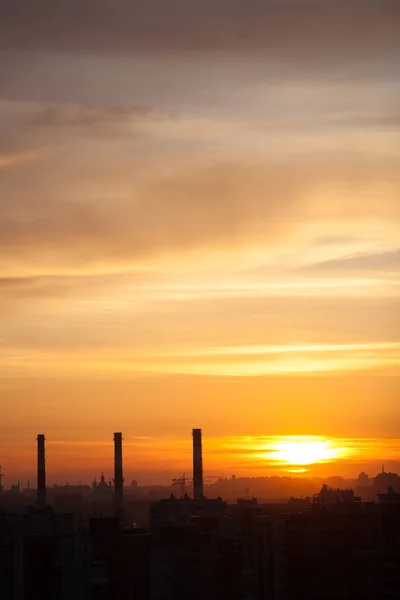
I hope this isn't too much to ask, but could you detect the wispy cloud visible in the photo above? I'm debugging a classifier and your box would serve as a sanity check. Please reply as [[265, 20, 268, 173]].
[[0, 149, 41, 169], [1, 0, 399, 67], [1, 340, 399, 379], [26, 104, 154, 128], [300, 249, 400, 275]]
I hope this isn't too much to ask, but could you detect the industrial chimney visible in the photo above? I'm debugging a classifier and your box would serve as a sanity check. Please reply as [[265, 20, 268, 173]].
[[37, 434, 46, 509], [113, 432, 124, 518], [192, 428, 203, 501]]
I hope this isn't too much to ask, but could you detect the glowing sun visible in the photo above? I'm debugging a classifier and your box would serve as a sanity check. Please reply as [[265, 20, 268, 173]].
[[265, 437, 346, 467]]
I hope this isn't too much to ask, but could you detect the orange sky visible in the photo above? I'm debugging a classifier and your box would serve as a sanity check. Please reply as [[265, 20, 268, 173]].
[[0, 0, 399, 486]]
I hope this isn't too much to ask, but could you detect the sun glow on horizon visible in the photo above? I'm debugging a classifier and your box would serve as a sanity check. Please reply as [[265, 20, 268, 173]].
[[263, 437, 348, 468]]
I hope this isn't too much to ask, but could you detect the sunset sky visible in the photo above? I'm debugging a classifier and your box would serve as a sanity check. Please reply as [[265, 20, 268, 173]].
[[0, 1, 399, 486]]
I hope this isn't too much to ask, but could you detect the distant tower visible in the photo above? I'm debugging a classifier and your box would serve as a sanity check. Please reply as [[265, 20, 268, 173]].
[[114, 432, 124, 518], [0, 465, 4, 492], [192, 428, 204, 501], [37, 434, 46, 508]]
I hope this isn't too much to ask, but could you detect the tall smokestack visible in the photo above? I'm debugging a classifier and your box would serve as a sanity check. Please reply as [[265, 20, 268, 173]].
[[37, 434, 46, 509], [192, 428, 203, 501], [113, 432, 124, 518]]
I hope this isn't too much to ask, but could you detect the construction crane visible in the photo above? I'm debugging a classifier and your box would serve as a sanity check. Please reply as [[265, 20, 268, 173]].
[[172, 473, 223, 498], [172, 473, 191, 498]]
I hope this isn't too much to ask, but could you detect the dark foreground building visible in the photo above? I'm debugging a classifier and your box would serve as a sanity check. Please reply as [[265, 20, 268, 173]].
[[0, 511, 150, 600], [0, 487, 399, 599], [255, 488, 400, 600]]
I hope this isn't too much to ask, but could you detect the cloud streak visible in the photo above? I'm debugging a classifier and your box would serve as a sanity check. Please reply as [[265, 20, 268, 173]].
[[301, 249, 400, 275], [1, 0, 399, 66], [0, 155, 399, 273], [1, 340, 399, 379], [25, 105, 154, 129], [0, 149, 41, 169]]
